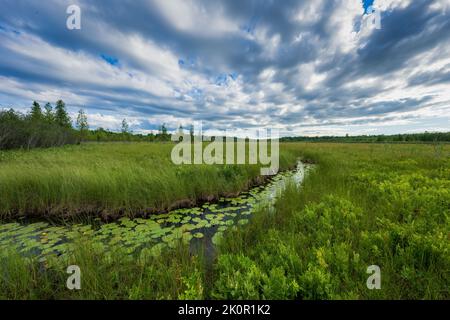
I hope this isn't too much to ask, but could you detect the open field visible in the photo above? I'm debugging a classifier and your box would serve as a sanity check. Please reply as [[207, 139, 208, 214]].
[[0, 142, 449, 299]]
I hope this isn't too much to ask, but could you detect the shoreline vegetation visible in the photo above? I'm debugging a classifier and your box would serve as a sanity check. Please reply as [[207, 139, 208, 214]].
[[0, 142, 300, 220], [0, 142, 448, 299], [211, 143, 449, 299]]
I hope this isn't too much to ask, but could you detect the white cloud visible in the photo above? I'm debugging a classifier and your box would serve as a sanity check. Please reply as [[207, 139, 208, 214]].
[[0, 0, 448, 136]]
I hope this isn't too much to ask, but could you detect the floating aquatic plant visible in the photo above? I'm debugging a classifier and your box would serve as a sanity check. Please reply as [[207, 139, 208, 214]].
[[1, 162, 307, 261]]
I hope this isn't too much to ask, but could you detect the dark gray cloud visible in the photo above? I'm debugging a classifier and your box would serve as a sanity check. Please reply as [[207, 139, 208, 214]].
[[0, 0, 449, 135]]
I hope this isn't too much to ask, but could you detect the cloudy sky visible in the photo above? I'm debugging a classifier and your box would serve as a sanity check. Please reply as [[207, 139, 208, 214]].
[[0, 0, 449, 136]]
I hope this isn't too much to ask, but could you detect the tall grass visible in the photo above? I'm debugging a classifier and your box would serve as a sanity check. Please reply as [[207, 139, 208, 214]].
[[0, 142, 299, 219], [0, 238, 205, 299], [212, 143, 450, 299], [0, 143, 448, 299]]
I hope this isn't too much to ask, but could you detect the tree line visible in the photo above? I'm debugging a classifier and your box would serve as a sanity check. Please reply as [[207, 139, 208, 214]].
[[0, 101, 177, 150], [0, 100, 79, 150], [281, 132, 450, 143], [3, 100, 447, 150]]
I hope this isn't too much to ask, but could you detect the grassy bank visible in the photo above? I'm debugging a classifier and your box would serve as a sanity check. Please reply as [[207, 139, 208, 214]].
[[0, 143, 449, 299], [0, 142, 298, 219], [212, 143, 450, 299]]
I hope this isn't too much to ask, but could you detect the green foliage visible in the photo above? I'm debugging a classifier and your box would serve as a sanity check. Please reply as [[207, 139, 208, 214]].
[[54, 100, 71, 128], [178, 269, 204, 300], [281, 132, 450, 143], [1, 102, 181, 147], [0, 102, 77, 150], [0, 142, 448, 299], [76, 109, 89, 131], [294, 196, 362, 244], [298, 264, 334, 299], [212, 143, 450, 299], [157, 123, 171, 142], [30, 101, 43, 121], [121, 119, 129, 134], [0, 238, 203, 299], [44, 102, 54, 123], [213, 230, 302, 299], [212, 253, 299, 300], [76, 109, 89, 142], [212, 254, 266, 299], [0, 142, 298, 218]]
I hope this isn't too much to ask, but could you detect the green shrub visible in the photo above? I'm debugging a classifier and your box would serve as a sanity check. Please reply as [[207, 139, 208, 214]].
[[212, 253, 300, 300], [298, 264, 334, 300], [212, 254, 263, 299]]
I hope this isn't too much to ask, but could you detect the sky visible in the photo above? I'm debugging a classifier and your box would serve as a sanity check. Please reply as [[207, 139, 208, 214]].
[[0, 0, 449, 136]]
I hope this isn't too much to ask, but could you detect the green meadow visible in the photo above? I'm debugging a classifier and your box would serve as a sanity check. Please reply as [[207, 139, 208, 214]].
[[0, 142, 449, 299]]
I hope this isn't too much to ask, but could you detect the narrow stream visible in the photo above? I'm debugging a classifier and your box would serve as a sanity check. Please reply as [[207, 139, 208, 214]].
[[0, 162, 312, 260]]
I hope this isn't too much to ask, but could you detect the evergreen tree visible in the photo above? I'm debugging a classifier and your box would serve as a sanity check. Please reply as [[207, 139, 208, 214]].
[[161, 123, 168, 136], [44, 103, 54, 123], [55, 100, 71, 128], [161, 124, 170, 141], [30, 101, 43, 121]]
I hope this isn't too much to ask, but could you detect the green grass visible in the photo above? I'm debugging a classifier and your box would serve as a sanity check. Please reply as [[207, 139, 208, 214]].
[[0, 239, 205, 299], [212, 143, 450, 299], [0, 142, 298, 219], [0, 142, 449, 299]]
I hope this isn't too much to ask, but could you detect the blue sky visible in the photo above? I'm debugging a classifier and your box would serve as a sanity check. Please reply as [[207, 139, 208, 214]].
[[0, 0, 449, 136], [363, 0, 376, 12]]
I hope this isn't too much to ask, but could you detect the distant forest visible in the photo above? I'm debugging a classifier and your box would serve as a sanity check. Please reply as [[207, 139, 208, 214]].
[[1, 100, 449, 150], [281, 132, 450, 143]]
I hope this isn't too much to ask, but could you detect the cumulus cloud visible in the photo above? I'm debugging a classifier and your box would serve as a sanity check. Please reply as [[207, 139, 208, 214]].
[[0, 0, 449, 135]]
